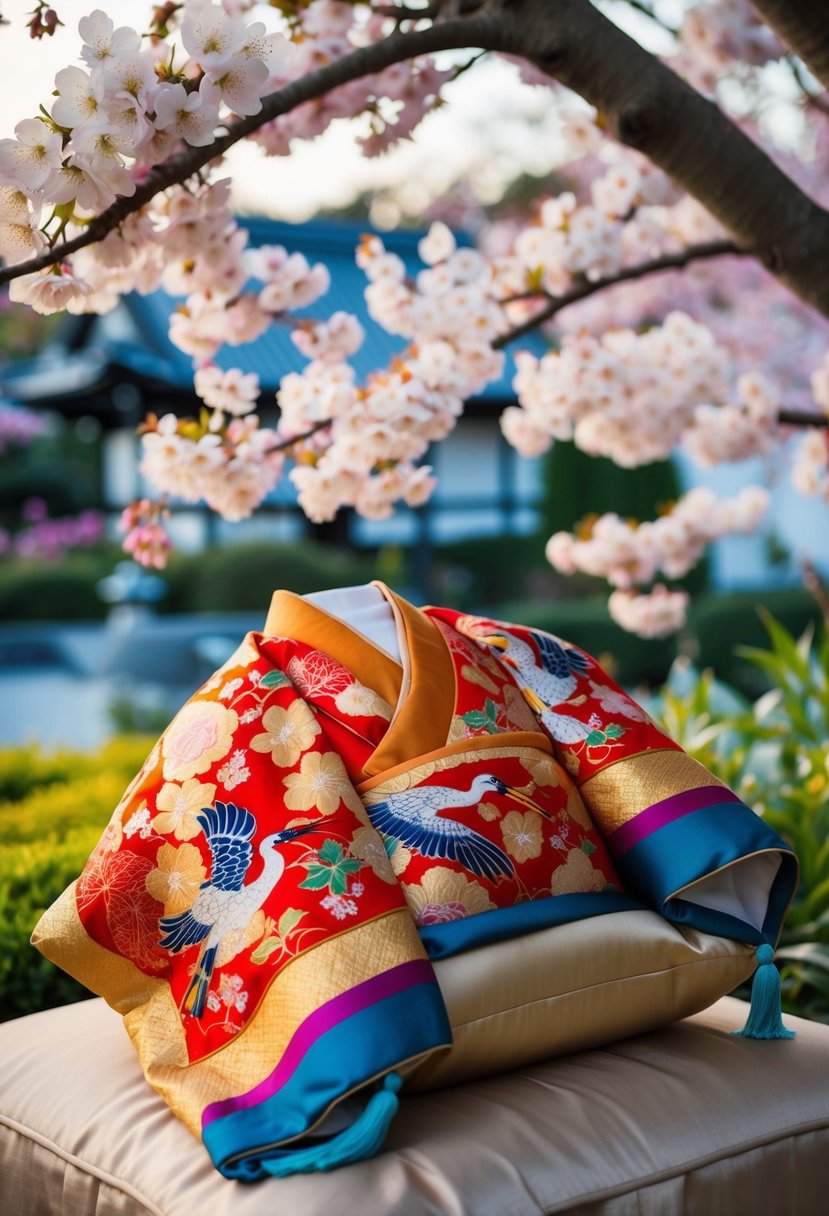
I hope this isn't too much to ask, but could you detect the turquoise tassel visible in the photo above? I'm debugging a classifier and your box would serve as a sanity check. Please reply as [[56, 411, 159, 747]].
[[262, 1073, 403, 1177], [732, 944, 795, 1040]]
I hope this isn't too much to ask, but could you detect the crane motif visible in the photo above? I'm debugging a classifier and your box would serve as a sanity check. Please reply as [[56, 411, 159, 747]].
[[481, 628, 593, 744], [364, 773, 549, 883], [158, 801, 319, 1018]]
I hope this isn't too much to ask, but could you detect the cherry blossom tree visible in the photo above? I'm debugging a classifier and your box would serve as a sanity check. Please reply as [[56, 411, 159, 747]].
[[1, 0, 829, 637]]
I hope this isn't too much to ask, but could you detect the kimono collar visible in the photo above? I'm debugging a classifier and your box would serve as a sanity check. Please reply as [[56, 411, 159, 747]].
[[263, 583, 455, 778]]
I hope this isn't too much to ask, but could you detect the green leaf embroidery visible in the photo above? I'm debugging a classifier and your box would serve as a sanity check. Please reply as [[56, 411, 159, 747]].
[[299, 865, 334, 890], [260, 670, 291, 689], [461, 710, 489, 730], [581, 839, 597, 855], [251, 936, 282, 964], [585, 729, 607, 747], [277, 907, 306, 939], [604, 723, 627, 739], [299, 839, 365, 894], [318, 838, 344, 865]]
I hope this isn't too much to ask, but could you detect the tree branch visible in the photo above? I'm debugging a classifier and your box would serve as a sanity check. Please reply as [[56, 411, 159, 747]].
[[6, 0, 829, 330], [485, 0, 829, 320], [751, 0, 829, 94], [492, 238, 739, 348], [0, 12, 492, 287]]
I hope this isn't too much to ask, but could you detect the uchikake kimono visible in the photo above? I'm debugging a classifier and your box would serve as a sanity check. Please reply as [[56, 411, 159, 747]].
[[33, 583, 798, 1181]]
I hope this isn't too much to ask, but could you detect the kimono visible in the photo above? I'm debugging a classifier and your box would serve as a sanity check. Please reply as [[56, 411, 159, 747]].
[[33, 582, 798, 1181]]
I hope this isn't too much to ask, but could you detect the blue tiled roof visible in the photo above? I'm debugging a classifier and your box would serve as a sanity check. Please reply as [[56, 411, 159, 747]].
[[119, 216, 544, 403]]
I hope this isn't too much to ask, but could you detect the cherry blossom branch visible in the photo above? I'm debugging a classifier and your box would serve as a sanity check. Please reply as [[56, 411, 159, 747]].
[[787, 57, 829, 117], [484, 0, 829, 319], [0, 10, 493, 287], [492, 238, 739, 348], [5, 0, 829, 327]]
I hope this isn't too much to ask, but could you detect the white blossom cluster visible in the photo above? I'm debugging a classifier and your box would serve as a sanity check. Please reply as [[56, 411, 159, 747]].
[[607, 585, 690, 640], [504, 312, 732, 467], [546, 485, 770, 587], [0, 4, 294, 300], [285, 222, 507, 523]]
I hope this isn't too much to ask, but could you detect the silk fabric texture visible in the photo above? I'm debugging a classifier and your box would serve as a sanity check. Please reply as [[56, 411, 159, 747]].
[[32, 584, 798, 1179]]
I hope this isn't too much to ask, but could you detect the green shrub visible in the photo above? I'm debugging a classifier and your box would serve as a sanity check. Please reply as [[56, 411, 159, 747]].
[[179, 541, 379, 612], [688, 588, 823, 695], [0, 736, 152, 1021], [645, 612, 829, 1022]]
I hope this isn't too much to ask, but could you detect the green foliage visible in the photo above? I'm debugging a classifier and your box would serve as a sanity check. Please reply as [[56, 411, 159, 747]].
[[688, 587, 823, 695], [153, 541, 380, 614], [0, 547, 122, 621], [645, 612, 829, 1021], [0, 736, 152, 1021]]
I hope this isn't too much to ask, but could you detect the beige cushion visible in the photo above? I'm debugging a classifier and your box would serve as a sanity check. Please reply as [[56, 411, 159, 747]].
[[2, 996, 828, 1216], [416, 909, 755, 1088]]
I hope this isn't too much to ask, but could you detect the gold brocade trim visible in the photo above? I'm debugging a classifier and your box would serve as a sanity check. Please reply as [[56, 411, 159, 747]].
[[263, 590, 403, 708], [134, 909, 425, 1135], [361, 584, 457, 777], [34, 885, 429, 1137], [579, 749, 727, 833], [31, 881, 176, 1023], [356, 733, 554, 795]]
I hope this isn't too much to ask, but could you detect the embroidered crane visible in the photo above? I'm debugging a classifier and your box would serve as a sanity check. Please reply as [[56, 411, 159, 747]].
[[364, 773, 548, 883], [158, 801, 319, 1018], [482, 629, 592, 744]]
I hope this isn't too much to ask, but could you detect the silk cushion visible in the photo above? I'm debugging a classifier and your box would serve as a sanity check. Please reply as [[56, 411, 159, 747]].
[[412, 908, 756, 1088], [2, 995, 827, 1216]]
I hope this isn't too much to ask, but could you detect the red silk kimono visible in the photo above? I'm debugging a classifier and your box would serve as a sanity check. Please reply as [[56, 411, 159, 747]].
[[32, 583, 798, 1180]]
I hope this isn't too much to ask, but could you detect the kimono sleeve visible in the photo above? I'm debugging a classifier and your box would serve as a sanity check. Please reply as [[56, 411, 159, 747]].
[[32, 632, 451, 1180], [517, 625, 798, 949]]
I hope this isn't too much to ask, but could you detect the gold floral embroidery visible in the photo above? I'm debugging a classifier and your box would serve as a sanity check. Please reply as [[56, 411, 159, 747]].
[[161, 701, 237, 782], [145, 842, 207, 915], [153, 779, 217, 841], [403, 866, 496, 926], [250, 701, 320, 768], [349, 826, 397, 883], [501, 810, 543, 862], [283, 751, 352, 816], [551, 847, 605, 896], [214, 909, 267, 967], [334, 681, 394, 720]]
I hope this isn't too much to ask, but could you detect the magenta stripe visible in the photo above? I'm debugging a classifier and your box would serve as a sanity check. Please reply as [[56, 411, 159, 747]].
[[201, 958, 434, 1127], [611, 784, 743, 857]]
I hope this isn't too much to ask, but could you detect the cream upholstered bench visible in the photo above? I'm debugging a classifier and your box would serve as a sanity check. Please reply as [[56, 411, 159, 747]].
[[1, 995, 828, 1216]]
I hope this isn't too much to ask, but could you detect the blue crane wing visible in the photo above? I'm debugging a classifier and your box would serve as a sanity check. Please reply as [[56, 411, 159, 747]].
[[158, 906, 212, 953], [197, 801, 256, 892], [367, 799, 514, 883], [532, 629, 590, 679]]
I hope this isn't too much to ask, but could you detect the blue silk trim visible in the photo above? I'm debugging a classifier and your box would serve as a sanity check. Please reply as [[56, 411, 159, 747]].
[[419, 889, 645, 960], [204, 978, 450, 1181], [616, 803, 798, 945]]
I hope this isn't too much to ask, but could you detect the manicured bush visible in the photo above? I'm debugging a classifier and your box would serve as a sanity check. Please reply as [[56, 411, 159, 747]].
[[0, 558, 109, 621], [168, 540, 380, 613], [689, 587, 823, 695], [0, 736, 152, 1021]]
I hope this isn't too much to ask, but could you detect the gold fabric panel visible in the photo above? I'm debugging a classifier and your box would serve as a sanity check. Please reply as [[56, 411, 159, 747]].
[[34, 883, 430, 1137], [407, 909, 755, 1091], [579, 749, 727, 834]]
